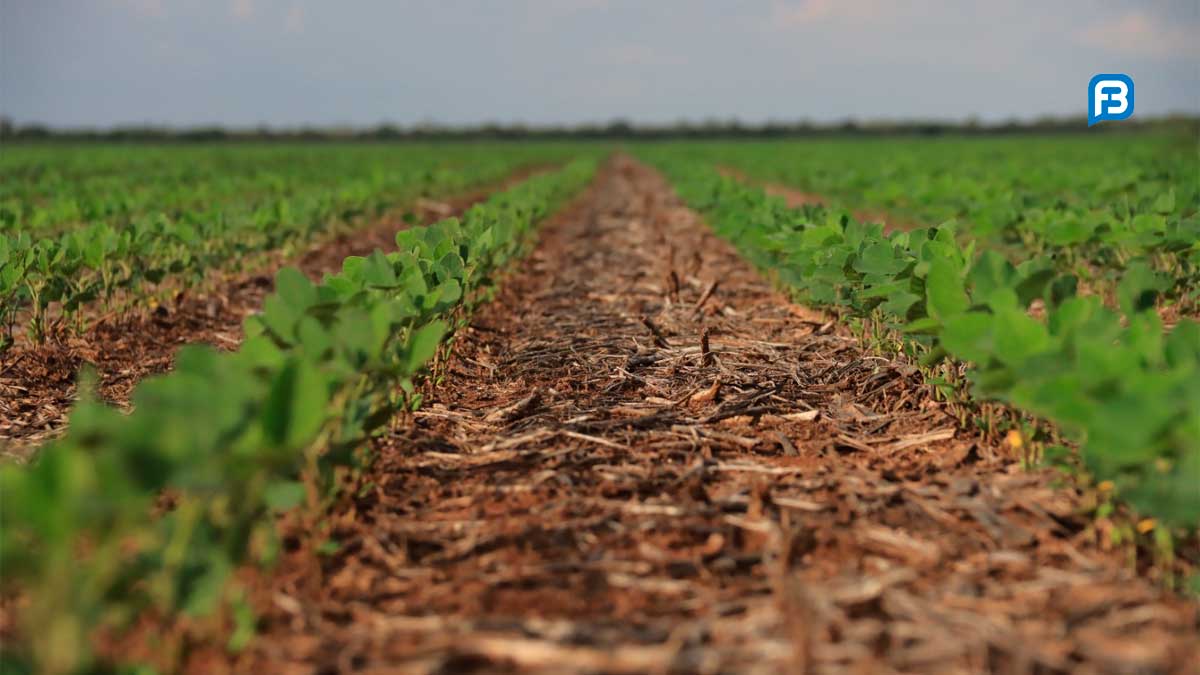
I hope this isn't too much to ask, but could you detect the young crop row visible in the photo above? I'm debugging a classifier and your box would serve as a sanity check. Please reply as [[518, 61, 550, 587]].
[[0, 158, 597, 674], [0, 144, 574, 236], [675, 136, 1200, 308], [645, 155, 1199, 531], [0, 144, 586, 347]]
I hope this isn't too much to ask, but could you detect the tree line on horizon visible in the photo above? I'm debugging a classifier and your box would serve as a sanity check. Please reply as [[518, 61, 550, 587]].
[[2, 115, 1197, 142]]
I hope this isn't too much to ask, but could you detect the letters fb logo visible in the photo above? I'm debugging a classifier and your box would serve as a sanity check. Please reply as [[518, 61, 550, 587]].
[[1088, 74, 1134, 127]]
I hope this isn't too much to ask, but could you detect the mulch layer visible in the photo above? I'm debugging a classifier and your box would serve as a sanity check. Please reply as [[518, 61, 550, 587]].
[[239, 158, 1198, 674], [0, 168, 546, 456]]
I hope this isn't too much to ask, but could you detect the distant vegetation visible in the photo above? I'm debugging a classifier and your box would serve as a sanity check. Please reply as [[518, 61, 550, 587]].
[[2, 115, 1197, 142]]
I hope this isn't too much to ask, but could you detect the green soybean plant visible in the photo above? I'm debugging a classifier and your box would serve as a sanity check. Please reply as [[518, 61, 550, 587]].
[[646, 154, 1199, 531], [0, 158, 596, 674]]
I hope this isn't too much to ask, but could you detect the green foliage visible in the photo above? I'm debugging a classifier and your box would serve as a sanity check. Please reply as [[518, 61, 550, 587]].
[[0, 143, 596, 347], [656, 135, 1200, 304], [0, 158, 596, 674], [647, 155, 1199, 531]]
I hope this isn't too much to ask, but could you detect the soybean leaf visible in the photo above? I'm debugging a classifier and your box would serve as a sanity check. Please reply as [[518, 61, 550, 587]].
[[925, 257, 969, 321], [402, 320, 447, 375]]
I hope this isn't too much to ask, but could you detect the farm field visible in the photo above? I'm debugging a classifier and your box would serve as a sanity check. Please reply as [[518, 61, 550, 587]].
[[640, 135, 1200, 529], [664, 135, 1200, 318], [0, 142, 595, 446], [1, 136, 1198, 674]]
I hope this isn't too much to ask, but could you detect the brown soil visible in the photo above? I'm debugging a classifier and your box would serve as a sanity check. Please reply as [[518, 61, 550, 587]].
[[0, 167, 548, 457], [236, 158, 1199, 674]]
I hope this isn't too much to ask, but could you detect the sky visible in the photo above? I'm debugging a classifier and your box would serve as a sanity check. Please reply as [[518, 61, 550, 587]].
[[1, 0, 1198, 128]]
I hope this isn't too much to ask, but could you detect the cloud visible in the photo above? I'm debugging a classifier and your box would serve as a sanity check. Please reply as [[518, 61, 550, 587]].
[[117, 0, 164, 17], [283, 4, 305, 34], [518, 0, 610, 32], [8, 0, 1198, 128], [597, 44, 684, 67], [1075, 10, 1200, 59], [231, 0, 254, 21], [523, 0, 609, 13], [768, 0, 896, 26]]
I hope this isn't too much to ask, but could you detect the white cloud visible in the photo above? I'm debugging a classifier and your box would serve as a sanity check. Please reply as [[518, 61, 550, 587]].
[[231, 0, 254, 21], [11, 0, 1197, 127], [117, 0, 165, 17], [768, 0, 898, 26], [1075, 10, 1200, 59], [518, 0, 610, 32], [523, 0, 609, 13], [284, 4, 306, 34], [597, 44, 684, 67]]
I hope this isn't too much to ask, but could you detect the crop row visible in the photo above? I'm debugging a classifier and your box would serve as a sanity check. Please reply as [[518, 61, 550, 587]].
[[0, 158, 597, 674], [670, 136, 1200, 308], [0, 145, 587, 347], [0, 144, 576, 236], [646, 155, 1199, 531]]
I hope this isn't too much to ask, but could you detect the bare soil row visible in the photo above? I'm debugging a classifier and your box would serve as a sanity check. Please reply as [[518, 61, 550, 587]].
[[231, 158, 1198, 674]]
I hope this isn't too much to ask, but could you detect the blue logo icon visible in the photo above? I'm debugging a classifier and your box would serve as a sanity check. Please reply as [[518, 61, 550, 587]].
[[1088, 74, 1134, 127]]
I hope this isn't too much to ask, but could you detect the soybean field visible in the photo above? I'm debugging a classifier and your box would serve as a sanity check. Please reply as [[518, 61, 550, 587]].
[[1, 134, 1197, 674]]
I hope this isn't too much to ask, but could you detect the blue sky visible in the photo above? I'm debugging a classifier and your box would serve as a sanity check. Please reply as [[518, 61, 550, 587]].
[[2, 0, 1197, 128]]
